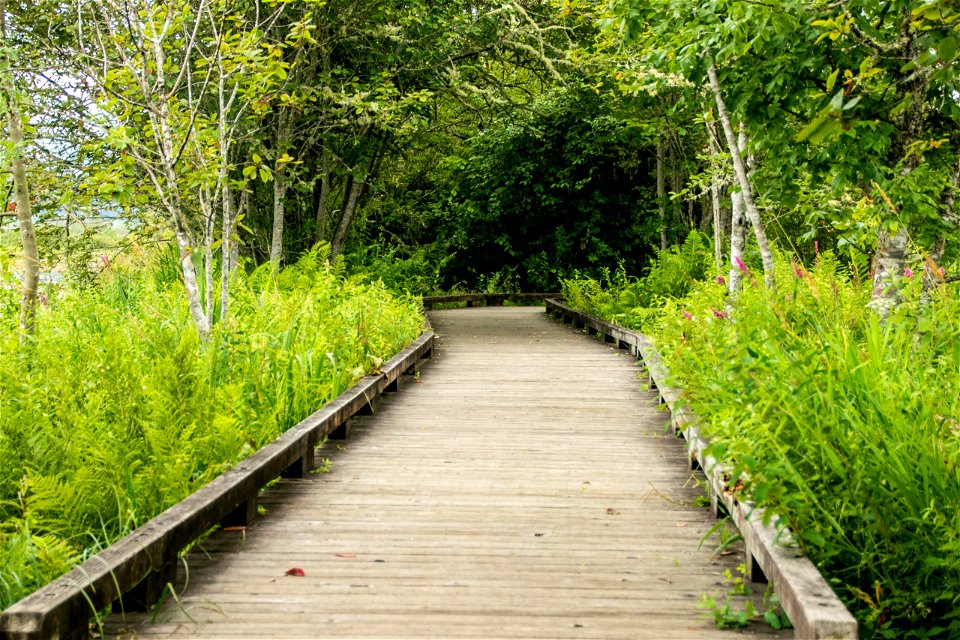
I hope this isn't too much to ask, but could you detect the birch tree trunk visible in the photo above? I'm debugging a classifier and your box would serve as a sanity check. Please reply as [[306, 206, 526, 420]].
[[270, 113, 291, 264], [869, 227, 910, 318], [706, 120, 724, 271], [219, 175, 234, 321], [151, 25, 210, 337], [270, 165, 288, 264], [218, 86, 235, 320], [656, 136, 667, 250], [728, 185, 747, 294], [157, 104, 211, 337], [200, 185, 215, 321], [707, 64, 775, 291], [0, 3, 39, 337]]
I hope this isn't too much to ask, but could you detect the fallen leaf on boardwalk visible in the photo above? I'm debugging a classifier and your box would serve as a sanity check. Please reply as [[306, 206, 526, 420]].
[[285, 568, 305, 577], [335, 553, 357, 558], [676, 522, 688, 528], [605, 508, 620, 515]]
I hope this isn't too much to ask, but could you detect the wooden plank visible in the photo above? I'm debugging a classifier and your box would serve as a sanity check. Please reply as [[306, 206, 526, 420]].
[[101, 307, 789, 639], [546, 299, 857, 639]]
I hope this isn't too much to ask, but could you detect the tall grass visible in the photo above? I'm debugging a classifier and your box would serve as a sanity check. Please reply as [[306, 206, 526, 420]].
[[563, 251, 960, 638], [0, 245, 423, 610]]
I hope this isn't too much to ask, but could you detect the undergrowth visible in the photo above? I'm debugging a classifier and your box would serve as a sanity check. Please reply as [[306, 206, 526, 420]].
[[0, 245, 423, 611], [562, 242, 960, 638]]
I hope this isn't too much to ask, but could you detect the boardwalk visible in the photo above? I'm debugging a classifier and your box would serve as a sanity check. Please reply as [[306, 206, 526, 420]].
[[106, 307, 790, 639]]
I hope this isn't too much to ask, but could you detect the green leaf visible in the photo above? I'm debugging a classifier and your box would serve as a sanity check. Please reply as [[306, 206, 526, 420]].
[[937, 35, 958, 62], [829, 89, 844, 111], [826, 68, 840, 93], [801, 529, 826, 546]]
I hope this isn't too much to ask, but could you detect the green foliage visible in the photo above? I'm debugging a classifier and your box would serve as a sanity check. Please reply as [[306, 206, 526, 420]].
[[698, 564, 756, 629], [344, 242, 451, 296], [564, 245, 960, 637], [0, 246, 423, 611], [561, 230, 713, 329], [440, 86, 661, 291]]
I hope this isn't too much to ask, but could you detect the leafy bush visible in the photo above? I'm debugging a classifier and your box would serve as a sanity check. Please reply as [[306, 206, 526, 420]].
[[563, 248, 960, 638], [344, 241, 451, 296], [562, 230, 714, 330], [0, 246, 423, 610]]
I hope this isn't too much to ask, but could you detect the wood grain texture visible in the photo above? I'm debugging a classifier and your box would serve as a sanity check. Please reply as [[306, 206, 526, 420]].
[[105, 307, 789, 639]]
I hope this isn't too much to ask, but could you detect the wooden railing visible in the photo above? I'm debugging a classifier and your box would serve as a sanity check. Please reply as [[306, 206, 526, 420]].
[[545, 299, 857, 640], [421, 292, 560, 309], [0, 332, 435, 640]]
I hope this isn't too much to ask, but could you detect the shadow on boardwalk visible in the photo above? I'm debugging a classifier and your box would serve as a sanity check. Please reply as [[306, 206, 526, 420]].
[[105, 307, 791, 639]]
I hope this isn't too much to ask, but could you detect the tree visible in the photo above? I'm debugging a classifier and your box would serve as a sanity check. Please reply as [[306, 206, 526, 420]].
[[0, 0, 39, 337]]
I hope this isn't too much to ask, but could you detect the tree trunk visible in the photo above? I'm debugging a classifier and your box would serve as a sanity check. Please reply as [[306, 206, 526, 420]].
[[315, 143, 332, 244], [270, 164, 288, 264], [220, 178, 234, 322], [270, 113, 291, 265], [669, 144, 684, 227], [708, 64, 775, 291], [218, 89, 235, 321], [705, 118, 724, 271], [1, 2, 39, 338], [201, 186, 215, 322], [868, 227, 910, 319], [157, 100, 210, 337], [331, 171, 364, 258], [656, 136, 667, 251], [331, 137, 385, 258]]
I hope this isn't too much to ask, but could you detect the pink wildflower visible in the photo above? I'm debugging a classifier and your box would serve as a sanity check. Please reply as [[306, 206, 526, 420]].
[[716, 275, 726, 285], [792, 263, 804, 279], [734, 256, 747, 273], [941, 267, 947, 277], [100, 253, 110, 268], [681, 310, 692, 321], [814, 240, 820, 255], [711, 309, 729, 319], [904, 266, 914, 278]]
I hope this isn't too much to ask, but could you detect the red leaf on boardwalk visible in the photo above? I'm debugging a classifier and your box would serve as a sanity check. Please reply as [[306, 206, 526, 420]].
[[285, 567, 306, 577]]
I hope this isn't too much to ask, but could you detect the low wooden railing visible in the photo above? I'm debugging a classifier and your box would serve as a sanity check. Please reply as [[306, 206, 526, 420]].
[[421, 292, 560, 309], [0, 331, 435, 640], [545, 299, 857, 640]]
